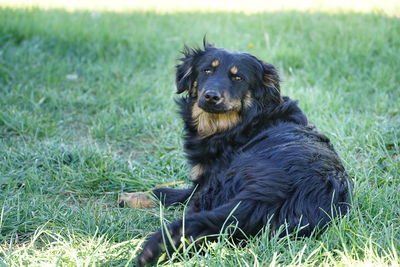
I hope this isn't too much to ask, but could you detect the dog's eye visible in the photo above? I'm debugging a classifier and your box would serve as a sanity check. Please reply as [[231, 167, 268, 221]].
[[234, 76, 243, 81], [204, 69, 212, 75]]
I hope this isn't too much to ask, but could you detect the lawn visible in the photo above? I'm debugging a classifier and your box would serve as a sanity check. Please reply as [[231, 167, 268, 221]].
[[0, 1, 400, 266]]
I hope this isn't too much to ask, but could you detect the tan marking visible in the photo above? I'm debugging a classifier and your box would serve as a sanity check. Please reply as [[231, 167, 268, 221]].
[[221, 92, 242, 111], [191, 163, 205, 181], [263, 73, 280, 93], [190, 79, 198, 97], [230, 66, 238, 75], [119, 192, 155, 209], [211, 59, 219, 67], [263, 74, 284, 103], [243, 92, 254, 109], [177, 86, 188, 94], [192, 102, 242, 136]]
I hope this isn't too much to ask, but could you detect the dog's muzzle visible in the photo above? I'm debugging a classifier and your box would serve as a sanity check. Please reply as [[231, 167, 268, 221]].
[[198, 89, 228, 113]]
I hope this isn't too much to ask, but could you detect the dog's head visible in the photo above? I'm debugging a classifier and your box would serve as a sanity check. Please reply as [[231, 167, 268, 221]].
[[176, 42, 283, 136]]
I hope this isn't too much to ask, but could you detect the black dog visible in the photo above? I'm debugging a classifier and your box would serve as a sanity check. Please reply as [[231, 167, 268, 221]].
[[120, 41, 352, 266]]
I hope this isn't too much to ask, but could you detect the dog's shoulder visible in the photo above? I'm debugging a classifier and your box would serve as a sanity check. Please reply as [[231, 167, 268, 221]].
[[241, 97, 335, 156], [259, 96, 309, 126]]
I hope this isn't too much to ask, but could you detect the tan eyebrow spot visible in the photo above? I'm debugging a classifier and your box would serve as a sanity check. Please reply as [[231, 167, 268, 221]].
[[211, 59, 219, 67], [230, 66, 238, 75]]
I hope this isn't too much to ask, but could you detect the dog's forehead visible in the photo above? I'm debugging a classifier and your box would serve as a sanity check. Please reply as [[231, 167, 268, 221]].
[[206, 48, 244, 61], [204, 48, 258, 70]]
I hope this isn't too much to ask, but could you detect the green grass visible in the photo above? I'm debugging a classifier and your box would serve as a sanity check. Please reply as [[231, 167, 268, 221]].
[[0, 5, 400, 267]]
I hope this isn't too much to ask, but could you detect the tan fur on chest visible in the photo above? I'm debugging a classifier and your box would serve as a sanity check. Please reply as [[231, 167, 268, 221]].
[[190, 163, 205, 181], [192, 102, 242, 136]]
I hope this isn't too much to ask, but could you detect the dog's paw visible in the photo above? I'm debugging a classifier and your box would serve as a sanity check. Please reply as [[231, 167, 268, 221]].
[[137, 238, 159, 266], [118, 192, 154, 209], [137, 231, 166, 267]]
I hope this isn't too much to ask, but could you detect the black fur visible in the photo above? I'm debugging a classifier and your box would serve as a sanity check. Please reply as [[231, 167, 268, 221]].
[[137, 42, 352, 266]]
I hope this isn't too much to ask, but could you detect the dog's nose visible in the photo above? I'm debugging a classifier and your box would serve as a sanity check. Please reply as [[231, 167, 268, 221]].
[[204, 90, 222, 104]]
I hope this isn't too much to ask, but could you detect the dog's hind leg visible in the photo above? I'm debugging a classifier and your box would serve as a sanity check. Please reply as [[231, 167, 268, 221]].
[[119, 188, 193, 209], [137, 200, 266, 267]]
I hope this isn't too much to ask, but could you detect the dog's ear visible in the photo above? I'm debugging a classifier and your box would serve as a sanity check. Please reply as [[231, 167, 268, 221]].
[[176, 45, 205, 94], [254, 62, 283, 104]]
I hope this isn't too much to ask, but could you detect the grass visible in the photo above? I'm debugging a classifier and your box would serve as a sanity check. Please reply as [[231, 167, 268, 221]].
[[1, 0, 400, 15], [0, 2, 400, 266]]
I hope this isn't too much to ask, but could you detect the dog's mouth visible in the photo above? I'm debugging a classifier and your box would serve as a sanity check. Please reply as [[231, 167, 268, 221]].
[[197, 101, 233, 114], [197, 92, 241, 114]]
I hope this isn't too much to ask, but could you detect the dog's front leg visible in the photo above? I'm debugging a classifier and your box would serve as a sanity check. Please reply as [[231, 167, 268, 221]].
[[136, 200, 261, 266], [118, 192, 154, 208], [119, 188, 194, 209]]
